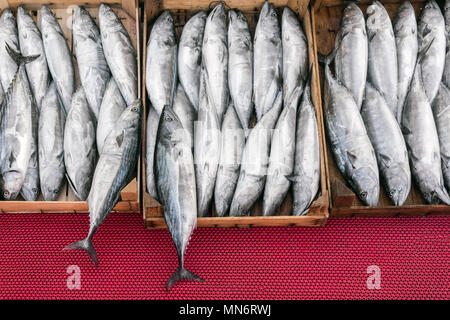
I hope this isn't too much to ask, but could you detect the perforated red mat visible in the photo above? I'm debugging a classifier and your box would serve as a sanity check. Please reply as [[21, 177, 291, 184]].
[[0, 213, 449, 299]]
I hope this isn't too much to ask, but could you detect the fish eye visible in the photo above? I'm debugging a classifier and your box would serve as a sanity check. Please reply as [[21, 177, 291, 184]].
[[32, 188, 38, 194], [389, 190, 395, 197], [3, 191, 9, 197], [131, 107, 138, 112], [360, 191, 367, 199], [271, 11, 276, 17], [165, 116, 173, 122]]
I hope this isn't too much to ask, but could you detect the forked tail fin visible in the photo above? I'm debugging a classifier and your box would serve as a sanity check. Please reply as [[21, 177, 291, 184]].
[[63, 238, 99, 267], [5, 43, 39, 65], [166, 266, 204, 290]]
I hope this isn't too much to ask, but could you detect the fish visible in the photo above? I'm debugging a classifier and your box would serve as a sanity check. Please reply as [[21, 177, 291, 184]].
[[214, 102, 245, 217], [194, 68, 221, 217], [229, 92, 283, 217], [172, 85, 196, 149], [333, 3, 367, 110], [228, 9, 253, 135], [0, 9, 20, 91], [64, 87, 97, 201], [73, 6, 110, 119], [361, 82, 411, 206], [40, 5, 74, 114], [292, 78, 321, 215], [154, 106, 203, 290], [263, 86, 302, 216], [0, 46, 38, 200], [417, 0, 446, 103], [442, 0, 450, 87], [64, 100, 141, 266], [394, 1, 418, 122], [402, 56, 450, 205], [146, 10, 177, 115], [39, 82, 65, 201], [253, 1, 282, 121], [178, 10, 207, 110], [202, 2, 228, 125], [432, 83, 450, 191], [323, 58, 379, 206], [145, 106, 159, 200], [17, 6, 49, 111], [282, 7, 308, 106], [99, 3, 138, 106], [97, 78, 126, 154], [366, 1, 398, 117]]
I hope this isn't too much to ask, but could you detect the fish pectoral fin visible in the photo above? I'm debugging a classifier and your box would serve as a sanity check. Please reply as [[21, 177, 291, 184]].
[[379, 153, 393, 168], [116, 131, 124, 147], [346, 150, 359, 169], [401, 124, 413, 136], [65, 173, 79, 197]]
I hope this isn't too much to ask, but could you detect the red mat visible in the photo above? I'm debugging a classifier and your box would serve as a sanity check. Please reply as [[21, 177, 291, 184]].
[[0, 213, 448, 300]]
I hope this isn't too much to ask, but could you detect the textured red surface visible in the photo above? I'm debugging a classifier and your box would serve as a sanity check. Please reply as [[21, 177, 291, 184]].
[[0, 213, 449, 300]]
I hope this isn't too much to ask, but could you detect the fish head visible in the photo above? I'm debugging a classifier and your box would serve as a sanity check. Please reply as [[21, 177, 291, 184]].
[[0, 8, 17, 37], [152, 11, 176, 45], [394, 1, 417, 34], [157, 105, 185, 146], [384, 166, 410, 206], [419, 0, 444, 27], [367, 1, 391, 32], [282, 7, 300, 32], [207, 2, 226, 33], [99, 3, 120, 31], [259, 1, 279, 33], [292, 181, 314, 215], [351, 167, 379, 206], [341, 3, 364, 28], [0, 171, 22, 200], [40, 5, 60, 33], [73, 6, 96, 35], [228, 9, 248, 31], [21, 180, 40, 201], [119, 99, 142, 131]]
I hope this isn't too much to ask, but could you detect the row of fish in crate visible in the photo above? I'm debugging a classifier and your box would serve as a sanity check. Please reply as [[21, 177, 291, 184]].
[[322, 0, 450, 208]]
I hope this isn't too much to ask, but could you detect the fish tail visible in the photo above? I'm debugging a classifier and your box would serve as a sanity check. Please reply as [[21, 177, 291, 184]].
[[5, 43, 39, 65], [435, 187, 450, 206], [166, 266, 204, 290], [63, 238, 99, 267]]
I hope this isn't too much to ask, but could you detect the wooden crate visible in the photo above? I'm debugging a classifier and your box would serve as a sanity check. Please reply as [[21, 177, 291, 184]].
[[142, 0, 330, 228], [312, 0, 450, 217], [0, 0, 140, 213]]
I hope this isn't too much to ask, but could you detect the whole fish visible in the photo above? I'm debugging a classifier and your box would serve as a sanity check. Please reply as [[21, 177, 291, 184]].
[[253, 1, 282, 121], [178, 10, 207, 110], [402, 60, 450, 204], [442, 0, 450, 87], [17, 6, 49, 111], [0, 9, 19, 91], [228, 9, 253, 135], [194, 69, 221, 217], [65, 100, 141, 266], [202, 2, 228, 125], [155, 106, 203, 290], [323, 60, 379, 206], [432, 83, 450, 191], [64, 87, 97, 201], [39, 82, 65, 201], [99, 3, 137, 106], [282, 7, 308, 105], [146, 10, 177, 115], [334, 3, 367, 110], [97, 78, 126, 153], [214, 102, 245, 217], [417, 0, 446, 103], [230, 92, 283, 217], [263, 86, 302, 216], [366, 1, 398, 117], [172, 85, 196, 149], [0, 46, 38, 200], [361, 82, 411, 206], [292, 79, 321, 215], [73, 6, 110, 119], [145, 106, 159, 200], [394, 1, 418, 122]]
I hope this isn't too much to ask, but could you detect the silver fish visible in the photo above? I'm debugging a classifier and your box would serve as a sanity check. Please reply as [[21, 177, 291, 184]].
[[172, 85, 196, 149], [146, 10, 177, 115], [0, 9, 19, 91], [361, 82, 411, 206], [0, 46, 38, 200], [323, 60, 379, 206], [417, 0, 446, 102], [442, 0, 450, 87], [228, 9, 253, 135], [202, 2, 228, 125], [334, 3, 367, 110], [263, 87, 302, 216], [40, 5, 74, 114], [282, 7, 308, 105], [64, 87, 97, 201], [432, 83, 450, 191], [155, 106, 203, 290], [65, 100, 141, 266], [229, 92, 283, 217], [178, 10, 207, 110], [17, 6, 49, 111], [39, 82, 65, 201], [145, 106, 159, 200], [214, 102, 245, 217], [366, 1, 398, 117], [99, 3, 137, 106], [73, 6, 110, 119], [394, 1, 418, 122], [292, 79, 321, 215], [254, 1, 282, 121], [402, 60, 450, 204], [97, 78, 126, 154]]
